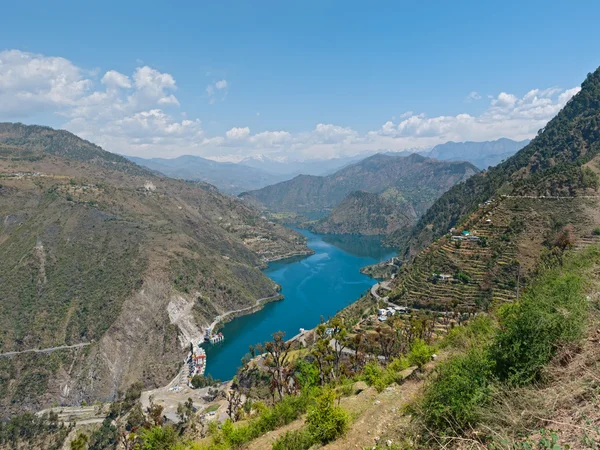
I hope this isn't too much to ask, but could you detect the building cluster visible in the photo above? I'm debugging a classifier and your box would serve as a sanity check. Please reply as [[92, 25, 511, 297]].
[[378, 305, 409, 321], [205, 328, 225, 344], [185, 342, 206, 385]]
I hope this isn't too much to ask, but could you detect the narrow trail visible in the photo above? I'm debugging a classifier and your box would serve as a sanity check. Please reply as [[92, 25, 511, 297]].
[[0, 342, 90, 357]]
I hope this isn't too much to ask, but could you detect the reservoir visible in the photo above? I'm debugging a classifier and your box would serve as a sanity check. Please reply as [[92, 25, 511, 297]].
[[203, 229, 396, 381]]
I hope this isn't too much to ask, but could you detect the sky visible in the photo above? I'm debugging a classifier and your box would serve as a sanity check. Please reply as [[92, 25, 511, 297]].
[[0, 0, 599, 162]]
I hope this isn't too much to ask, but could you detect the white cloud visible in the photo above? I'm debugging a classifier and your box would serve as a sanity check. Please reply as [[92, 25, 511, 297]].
[[226, 126, 250, 140], [101, 70, 131, 89], [206, 79, 228, 104], [0, 49, 583, 161], [464, 91, 481, 102], [0, 49, 91, 116]]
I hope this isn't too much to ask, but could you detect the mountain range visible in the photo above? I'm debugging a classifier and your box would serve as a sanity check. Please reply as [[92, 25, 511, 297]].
[[241, 153, 478, 236], [127, 139, 527, 196]]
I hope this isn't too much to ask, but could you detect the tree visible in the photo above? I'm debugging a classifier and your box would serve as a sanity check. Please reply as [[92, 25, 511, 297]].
[[146, 397, 165, 427], [306, 389, 349, 444], [177, 397, 195, 424], [260, 331, 295, 400], [70, 432, 89, 450], [311, 325, 335, 385], [226, 388, 243, 422]]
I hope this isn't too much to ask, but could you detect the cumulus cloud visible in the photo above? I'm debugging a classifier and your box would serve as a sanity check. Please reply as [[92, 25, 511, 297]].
[[0, 49, 91, 116], [101, 70, 131, 89], [0, 49, 583, 161], [226, 126, 250, 140]]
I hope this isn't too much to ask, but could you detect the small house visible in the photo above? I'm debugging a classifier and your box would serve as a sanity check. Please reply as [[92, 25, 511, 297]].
[[378, 308, 387, 316]]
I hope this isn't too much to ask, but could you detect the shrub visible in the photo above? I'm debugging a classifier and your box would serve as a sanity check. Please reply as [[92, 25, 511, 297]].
[[306, 389, 349, 444], [420, 349, 493, 433], [593, 227, 600, 236], [139, 426, 178, 450], [408, 339, 435, 369], [272, 429, 315, 450], [490, 270, 587, 385], [441, 315, 495, 350]]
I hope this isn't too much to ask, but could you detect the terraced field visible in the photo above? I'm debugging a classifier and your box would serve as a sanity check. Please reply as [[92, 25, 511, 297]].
[[388, 195, 600, 312]]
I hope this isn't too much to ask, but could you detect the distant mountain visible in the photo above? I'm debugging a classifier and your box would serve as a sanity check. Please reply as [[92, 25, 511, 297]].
[[241, 153, 478, 235], [126, 155, 286, 194], [239, 154, 366, 176], [384, 138, 529, 170], [426, 138, 530, 169]]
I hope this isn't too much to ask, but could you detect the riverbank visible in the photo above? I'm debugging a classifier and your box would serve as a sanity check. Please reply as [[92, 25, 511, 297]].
[[202, 229, 396, 381]]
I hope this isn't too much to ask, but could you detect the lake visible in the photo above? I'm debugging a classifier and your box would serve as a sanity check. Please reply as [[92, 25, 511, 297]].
[[203, 229, 396, 381]]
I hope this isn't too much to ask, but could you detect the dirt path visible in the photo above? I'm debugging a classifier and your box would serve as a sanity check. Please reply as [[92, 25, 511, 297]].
[[0, 342, 90, 357]]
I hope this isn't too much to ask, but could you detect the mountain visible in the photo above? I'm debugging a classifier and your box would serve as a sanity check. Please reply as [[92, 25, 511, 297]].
[[0, 123, 311, 415], [309, 190, 416, 235], [126, 155, 286, 195], [241, 153, 478, 234], [392, 67, 600, 258], [426, 138, 530, 169], [239, 154, 366, 177]]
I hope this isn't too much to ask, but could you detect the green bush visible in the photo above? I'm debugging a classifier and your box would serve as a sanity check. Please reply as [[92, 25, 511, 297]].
[[420, 349, 493, 433], [441, 315, 495, 350], [139, 426, 178, 450], [593, 227, 600, 236], [272, 429, 315, 450], [490, 270, 587, 385], [408, 339, 435, 369], [306, 389, 350, 444]]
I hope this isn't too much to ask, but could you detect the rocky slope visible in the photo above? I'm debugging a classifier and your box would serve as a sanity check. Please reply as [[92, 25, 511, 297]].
[[0, 123, 311, 416]]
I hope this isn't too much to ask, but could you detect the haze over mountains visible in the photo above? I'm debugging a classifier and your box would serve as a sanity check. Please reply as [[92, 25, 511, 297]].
[[127, 138, 527, 195]]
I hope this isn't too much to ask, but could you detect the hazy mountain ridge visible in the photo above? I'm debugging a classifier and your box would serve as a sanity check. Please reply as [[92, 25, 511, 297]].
[[126, 154, 288, 194], [241, 153, 478, 235]]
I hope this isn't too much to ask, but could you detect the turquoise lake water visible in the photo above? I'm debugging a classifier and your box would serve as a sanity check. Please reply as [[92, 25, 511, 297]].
[[203, 229, 396, 381]]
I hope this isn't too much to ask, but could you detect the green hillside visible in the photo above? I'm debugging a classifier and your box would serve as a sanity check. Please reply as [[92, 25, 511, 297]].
[[309, 190, 416, 235]]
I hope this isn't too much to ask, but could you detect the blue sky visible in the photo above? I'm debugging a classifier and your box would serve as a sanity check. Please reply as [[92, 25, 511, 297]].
[[1, 0, 599, 160]]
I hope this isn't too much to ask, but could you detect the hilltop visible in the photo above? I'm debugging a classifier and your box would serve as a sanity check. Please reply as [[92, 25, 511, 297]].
[[0, 123, 311, 416], [241, 153, 478, 235]]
